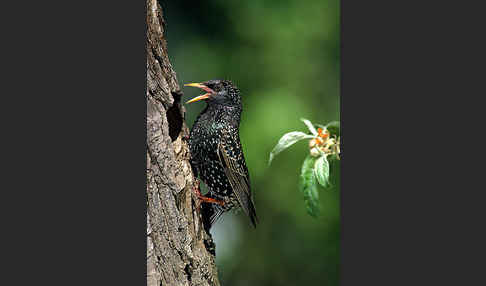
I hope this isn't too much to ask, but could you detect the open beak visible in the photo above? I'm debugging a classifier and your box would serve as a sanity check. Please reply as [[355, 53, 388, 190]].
[[184, 83, 215, 104]]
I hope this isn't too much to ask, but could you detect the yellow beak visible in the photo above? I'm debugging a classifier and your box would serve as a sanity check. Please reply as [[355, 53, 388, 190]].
[[184, 82, 215, 104], [185, 93, 211, 104], [184, 83, 206, 89]]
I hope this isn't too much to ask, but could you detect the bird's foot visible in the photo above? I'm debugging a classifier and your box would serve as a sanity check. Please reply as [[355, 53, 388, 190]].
[[197, 195, 225, 206], [193, 179, 225, 210]]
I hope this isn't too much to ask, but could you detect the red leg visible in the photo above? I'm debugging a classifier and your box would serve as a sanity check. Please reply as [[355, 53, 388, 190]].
[[193, 179, 225, 207], [197, 195, 225, 206]]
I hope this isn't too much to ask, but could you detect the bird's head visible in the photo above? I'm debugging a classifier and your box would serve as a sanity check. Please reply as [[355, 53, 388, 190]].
[[184, 79, 241, 108]]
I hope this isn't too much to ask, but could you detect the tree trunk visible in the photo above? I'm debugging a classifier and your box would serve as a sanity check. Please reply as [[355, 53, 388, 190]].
[[146, 0, 220, 285]]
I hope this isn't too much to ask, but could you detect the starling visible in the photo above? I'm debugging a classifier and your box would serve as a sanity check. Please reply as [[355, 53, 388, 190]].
[[184, 79, 258, 229]]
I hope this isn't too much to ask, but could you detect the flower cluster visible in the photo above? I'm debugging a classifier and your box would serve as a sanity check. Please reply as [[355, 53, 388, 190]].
[[268, 118, 341, 217], [308, 127, 340, 159]]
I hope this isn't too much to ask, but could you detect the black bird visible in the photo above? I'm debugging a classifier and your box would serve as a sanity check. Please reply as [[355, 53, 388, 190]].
[[185, 79, 258, 229]]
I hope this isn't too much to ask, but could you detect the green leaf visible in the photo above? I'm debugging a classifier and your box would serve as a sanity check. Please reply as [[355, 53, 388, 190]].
[[300, 118, 318, 136], [314, 155, 330, 188], [326, 121, 340, 137], [329, 156, 340, 190], [299, 155, 320, 217], [268, 131, 314, 166]]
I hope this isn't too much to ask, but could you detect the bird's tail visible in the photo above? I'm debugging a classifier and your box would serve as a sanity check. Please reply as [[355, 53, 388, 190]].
[[201, 199, 258, 230], [201, 203, 225, 232], [247, 199, 258, 228]]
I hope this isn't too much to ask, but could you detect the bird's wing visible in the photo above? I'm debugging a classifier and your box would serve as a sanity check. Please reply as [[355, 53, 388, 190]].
[[217, 135, 258, 227]]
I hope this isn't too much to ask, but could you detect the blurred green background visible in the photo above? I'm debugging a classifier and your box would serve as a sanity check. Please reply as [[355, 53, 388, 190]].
[[162, 0, 340, 285]]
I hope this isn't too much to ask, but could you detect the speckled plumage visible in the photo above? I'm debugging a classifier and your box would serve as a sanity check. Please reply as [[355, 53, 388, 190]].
[[188, 79, 258, 229]]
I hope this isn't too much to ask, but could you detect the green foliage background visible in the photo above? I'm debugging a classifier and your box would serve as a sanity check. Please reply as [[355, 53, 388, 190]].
[[163, 0, 340, 284]]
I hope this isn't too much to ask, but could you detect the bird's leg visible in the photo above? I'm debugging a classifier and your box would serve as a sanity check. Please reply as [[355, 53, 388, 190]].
[[198, 195, 225, 206], [193, 178, 225, 207]]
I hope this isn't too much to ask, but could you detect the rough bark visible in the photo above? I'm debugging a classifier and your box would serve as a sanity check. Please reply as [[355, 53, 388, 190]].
[[146, 0, 220, 285]]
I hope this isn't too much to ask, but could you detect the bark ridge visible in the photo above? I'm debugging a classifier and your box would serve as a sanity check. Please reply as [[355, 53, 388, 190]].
[[146, 1, 220, 285]]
